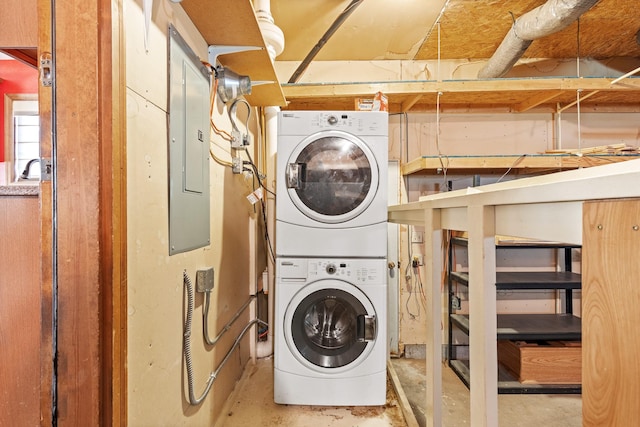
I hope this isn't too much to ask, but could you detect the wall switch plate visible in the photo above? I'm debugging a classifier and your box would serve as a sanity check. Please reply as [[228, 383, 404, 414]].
[[411, 231, 424, 243], [196, 267, 214, 292]]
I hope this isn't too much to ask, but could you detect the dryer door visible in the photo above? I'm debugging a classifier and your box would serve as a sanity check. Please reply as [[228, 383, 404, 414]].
[[284, 280, 377, 371], [285, 130, 379, 224]]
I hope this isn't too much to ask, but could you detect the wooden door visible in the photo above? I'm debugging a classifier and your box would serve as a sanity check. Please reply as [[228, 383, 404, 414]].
[[0, 1, 45, 425], [583, 199, 640, 426], [47, 0, 126, 425]]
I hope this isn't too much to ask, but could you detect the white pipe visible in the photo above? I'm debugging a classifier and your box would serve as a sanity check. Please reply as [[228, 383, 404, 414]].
[[256, 105, 279, 359], [478, 0, 600, 78], [254, 0, 285, 60], [610, 64, 640, 85]]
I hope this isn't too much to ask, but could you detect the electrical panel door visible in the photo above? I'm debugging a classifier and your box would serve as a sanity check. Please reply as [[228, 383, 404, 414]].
[[168, 25, 210, 255]]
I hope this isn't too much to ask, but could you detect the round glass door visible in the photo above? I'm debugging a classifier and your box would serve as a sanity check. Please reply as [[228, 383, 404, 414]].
[[289, 287, 377, 369], [285, 131, 379, 224]]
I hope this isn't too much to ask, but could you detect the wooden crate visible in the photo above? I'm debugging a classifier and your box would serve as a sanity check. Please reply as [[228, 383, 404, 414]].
[[497, 340, 582, 384]]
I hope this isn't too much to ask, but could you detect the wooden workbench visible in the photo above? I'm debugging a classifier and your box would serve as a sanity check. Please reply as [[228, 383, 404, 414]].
[[388, 159, 640, 427]]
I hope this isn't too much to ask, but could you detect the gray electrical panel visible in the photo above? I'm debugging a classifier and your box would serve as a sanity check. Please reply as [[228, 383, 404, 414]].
[[168, 25, 211, 255]]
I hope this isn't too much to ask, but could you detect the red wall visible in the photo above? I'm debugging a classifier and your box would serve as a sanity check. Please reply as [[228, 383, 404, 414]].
[[0, 59, 38, 162]]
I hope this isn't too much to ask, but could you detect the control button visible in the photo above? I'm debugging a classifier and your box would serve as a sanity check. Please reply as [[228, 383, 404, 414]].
[[327, 115, 338, 125], [326, 264, 337, 274]]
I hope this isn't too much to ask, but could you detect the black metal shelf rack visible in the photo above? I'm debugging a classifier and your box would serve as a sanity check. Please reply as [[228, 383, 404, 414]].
[[447, 236, 582, 394]]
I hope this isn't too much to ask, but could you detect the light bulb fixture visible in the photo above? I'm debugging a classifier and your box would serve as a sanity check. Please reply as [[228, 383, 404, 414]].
[[215, 66, 252, 103]]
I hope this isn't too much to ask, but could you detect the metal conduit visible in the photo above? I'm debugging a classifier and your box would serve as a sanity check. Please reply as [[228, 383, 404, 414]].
[[288, 0, 364, 83], [183, 271, 267, 405]]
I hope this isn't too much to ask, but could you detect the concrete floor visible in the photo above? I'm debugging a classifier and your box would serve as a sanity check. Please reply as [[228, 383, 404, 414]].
[[217, 357, 582, 426], [390, 357, 583, 427], [216, 358, 408, 426]]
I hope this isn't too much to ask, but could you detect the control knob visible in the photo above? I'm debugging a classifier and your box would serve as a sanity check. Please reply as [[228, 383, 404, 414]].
[[326, 264, 337, 274]]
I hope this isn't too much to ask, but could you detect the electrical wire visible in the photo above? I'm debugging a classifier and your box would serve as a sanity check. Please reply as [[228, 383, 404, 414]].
[[242, 149, 276, 197], [404, 226, 421, 319], [435, 91, 450, 192], [240, 149, 276, 264], [496, 154, 527, 183], [209, 148, 233, 168], [209, 78, 233, 142]]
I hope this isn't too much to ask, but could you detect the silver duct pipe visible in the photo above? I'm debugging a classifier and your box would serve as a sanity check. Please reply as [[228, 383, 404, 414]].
[[478, 0, 601, 79]]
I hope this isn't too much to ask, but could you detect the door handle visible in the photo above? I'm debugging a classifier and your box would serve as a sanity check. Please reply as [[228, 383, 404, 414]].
[[357, 315, 376, 342], [286, 163, 305, 189]]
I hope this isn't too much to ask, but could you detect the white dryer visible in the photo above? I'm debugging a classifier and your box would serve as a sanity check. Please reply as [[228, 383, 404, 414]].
[[276, 111, 388, 258], [274, 257, 387, 406]]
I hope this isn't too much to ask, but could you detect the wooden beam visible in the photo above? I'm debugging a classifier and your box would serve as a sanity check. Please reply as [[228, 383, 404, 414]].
[[401, 154, 640, 176], [38, 0, 54, 424], [468, 205, 498, 427], [423, 208, 442, 427], [282, 77, 640, 99], [557, 90, 601, 112], [0, 48, 38, 67], [401, 94, 423, 112], [54, 0, 111, 424], [514, 90, 563, 112]]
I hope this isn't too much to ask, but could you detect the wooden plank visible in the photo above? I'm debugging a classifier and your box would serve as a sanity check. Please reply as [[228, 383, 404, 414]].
[[180, 0, 285, 107], [54, 0, 107, 423], [514, 90, 564, 112], [0, 196, 40, 427], [282, 78, 640, 112], [401, 154, 640, 176], [38, 0, 54, 424], [283, 78, 640, 98], [101, 0, 127, 424], [583, 199, 640, 426], [0, 0, 37, 47], [497, 340, 581, 384], [423, 208, 442, 427], [467, 205, 498, 427]]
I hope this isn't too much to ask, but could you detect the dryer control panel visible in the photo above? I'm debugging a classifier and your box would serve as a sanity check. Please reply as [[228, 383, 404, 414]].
[[277, 258, 386, 285], [278, 111, 387, 136]]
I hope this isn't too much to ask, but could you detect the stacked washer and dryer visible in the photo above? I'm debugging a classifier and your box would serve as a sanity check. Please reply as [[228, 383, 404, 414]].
[[274, 111, 389, 406]]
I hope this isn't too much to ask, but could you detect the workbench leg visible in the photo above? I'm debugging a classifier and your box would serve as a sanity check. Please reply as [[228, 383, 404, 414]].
[[468, 205, 498, 427], [424, 208, 442, 427]]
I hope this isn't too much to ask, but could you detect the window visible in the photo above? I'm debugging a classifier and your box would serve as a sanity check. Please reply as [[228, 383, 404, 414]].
[[4, 94, 39, 182]]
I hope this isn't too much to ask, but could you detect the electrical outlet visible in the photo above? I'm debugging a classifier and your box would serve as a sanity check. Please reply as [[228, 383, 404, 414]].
[[232, 156, 243, 174], [411, 231, 424, 243], [196, 267, 215, 292], [230, 129, 243, 149]]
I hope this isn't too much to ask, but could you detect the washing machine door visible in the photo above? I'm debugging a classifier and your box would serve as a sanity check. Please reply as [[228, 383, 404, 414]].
[[285, 130, 379, 224], [285, 280, 377, 371]]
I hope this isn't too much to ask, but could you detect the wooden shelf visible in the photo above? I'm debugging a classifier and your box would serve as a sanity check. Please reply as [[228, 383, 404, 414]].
[[281, 77, 640, 113], [181, 0, 286, 107], [402, 153, 640, 176]]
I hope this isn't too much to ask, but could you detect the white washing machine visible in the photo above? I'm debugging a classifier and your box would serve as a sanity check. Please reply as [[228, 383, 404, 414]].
[[274, 257, 387, 406], [276, 111, 388, 258]]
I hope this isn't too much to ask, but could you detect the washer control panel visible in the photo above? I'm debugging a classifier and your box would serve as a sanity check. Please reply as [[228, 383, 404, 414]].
[[277, 258, 386, 285]]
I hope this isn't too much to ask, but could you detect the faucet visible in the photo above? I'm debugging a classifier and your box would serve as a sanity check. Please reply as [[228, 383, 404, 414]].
[[20, 158, 40, 180]]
